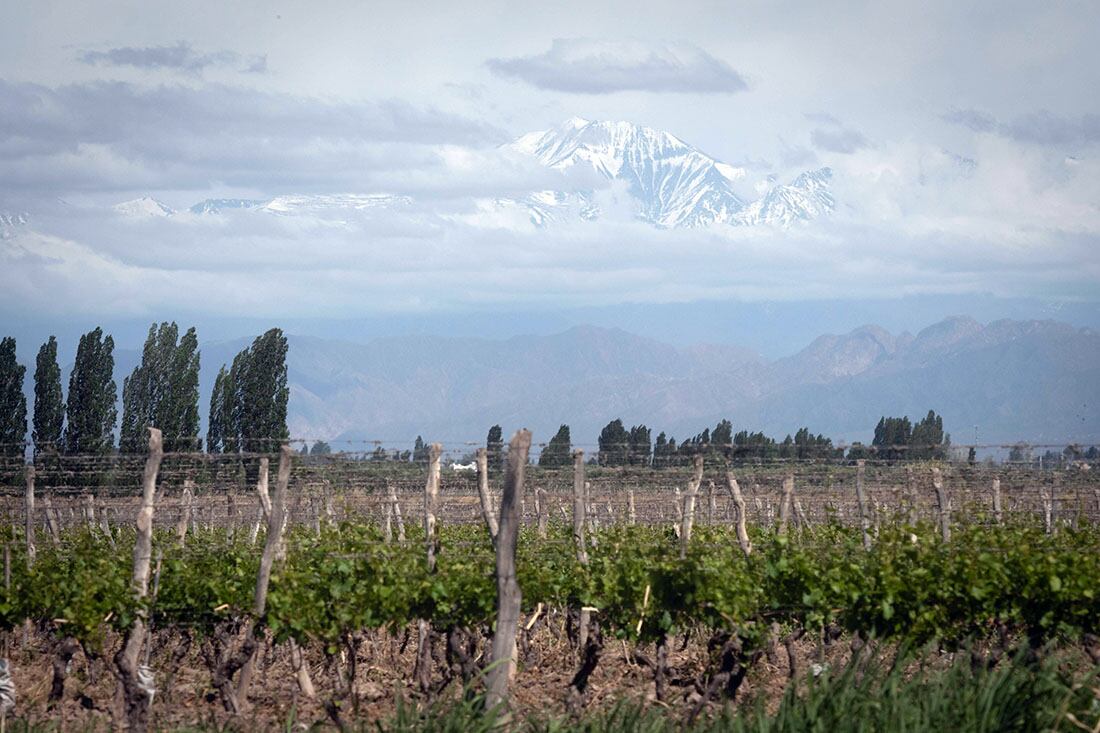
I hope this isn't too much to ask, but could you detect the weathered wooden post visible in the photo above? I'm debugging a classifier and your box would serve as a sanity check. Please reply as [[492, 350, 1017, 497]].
[[679, 455, 704, 558], [42, 494, 60, 544], [383, 491, 394, 543], [992, 476, 1003, 524], [23, 467, 35, 568], [572, 450, 588, 565], [391, 484, 406, 542], [905, 465, 918, 525], [114, 427, 163, 733], [237, 445, 305, 707], [83, 493, 96, 529], [628, 487, 637, 525], [535, 486, 548, 538], [932, 467, 951, 542], [415, 443, 442, 694], [476, 448, 498, 543], [855, 460, 872, 549], [572, 449, 590, 648], [485, 430, 531, 712], [672, 487, 683, 538], [777, 472, 794, 536], [176, 480, 194, 543], [725, 467, 752, 557]]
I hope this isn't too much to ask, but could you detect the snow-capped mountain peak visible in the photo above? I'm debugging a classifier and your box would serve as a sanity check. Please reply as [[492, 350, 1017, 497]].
[[189, 198, 265, 215], [113, 196, 175, 218], [509, 118, 828, 229], [733, 167, 835, 227]]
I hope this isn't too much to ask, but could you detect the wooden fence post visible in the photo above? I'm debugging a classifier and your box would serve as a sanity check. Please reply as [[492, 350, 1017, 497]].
[[23, 466, 35, 568], [571, 450, 590, 648], [905, 465, 918, 525], [628, 488, 636, 525], [673, 487, 683, 538], [415, 443, 442, 695], [725, 468, 752, 557], [113, 427, 163, 733], [536, 487, 548, 539], [476, 448, 499, 544], [992, 476, 1003, 524], [383, 490, 394, 543], [485, 430, 532, 713], [83, 493, 95, 529], [932, 467, 951, 542], [855, 460, 872, 550], [237, 445, 301, 707], [391, 484, 406, 542], [176, 480, 194, 544], [42, 494, 60, 544], [679, 455, 704, 558], [572, 450, 588, 565], [777, 472, 794, 536]]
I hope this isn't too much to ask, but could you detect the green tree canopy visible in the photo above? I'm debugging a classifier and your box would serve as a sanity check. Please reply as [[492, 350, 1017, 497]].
[[32, 336, 64, 457], [0, 337, 27, 466], [120, 323, 201, 452], [597, 419, 630, 466], [208, 328, 288, 454], [64, 328, 117, 455], [538, 424, 571, 468], [486, 425, 503, 472]]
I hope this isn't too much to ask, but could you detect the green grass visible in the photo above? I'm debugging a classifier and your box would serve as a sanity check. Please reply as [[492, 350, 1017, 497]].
[[374, 648, 1099, 733]]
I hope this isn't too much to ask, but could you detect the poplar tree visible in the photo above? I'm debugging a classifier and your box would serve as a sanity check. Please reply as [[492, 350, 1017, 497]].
[[486, 424, 503, 473], [33, 336, 64, 457], [210, 328, 288, 454], [207, 365, 228, 452], [538, 424, 571, 468], [238, 328, 289, 453], [64, 328, 117, 455], [0, 338, 27, 478], [120, 323, 202, 453], [413, 435, 428, 464], [598, 419, 630, 466]]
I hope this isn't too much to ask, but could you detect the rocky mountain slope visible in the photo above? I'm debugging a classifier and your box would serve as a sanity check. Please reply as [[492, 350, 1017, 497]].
[[159, 317, 1098, 449]]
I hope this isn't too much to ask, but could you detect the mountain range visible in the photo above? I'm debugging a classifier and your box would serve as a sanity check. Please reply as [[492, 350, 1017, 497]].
[[130, 315, 1094, 451], [102, 118, 834, 230]]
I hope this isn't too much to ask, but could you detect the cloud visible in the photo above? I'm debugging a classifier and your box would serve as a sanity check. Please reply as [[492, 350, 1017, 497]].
[[4, 204, 1096, 325], [486, 38, 748, 94], [944, 108, 1100, 147], [807, 113, 869, 154], [0, 79, 505, 196], [79, 41, 266, 75]]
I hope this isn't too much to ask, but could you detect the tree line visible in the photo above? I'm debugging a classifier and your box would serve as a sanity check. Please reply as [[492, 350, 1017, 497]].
[[339, 412, 955, 471], [0, 325, 289, 479]]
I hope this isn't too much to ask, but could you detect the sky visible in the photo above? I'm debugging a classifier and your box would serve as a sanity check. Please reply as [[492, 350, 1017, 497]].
[[1, 0, 1099, 352]]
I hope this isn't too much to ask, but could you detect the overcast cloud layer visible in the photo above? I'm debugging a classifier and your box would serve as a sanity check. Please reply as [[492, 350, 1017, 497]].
[[0, 0, 1098, 327]]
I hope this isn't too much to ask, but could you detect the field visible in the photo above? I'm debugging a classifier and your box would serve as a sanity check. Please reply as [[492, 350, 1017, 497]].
[[1, 440, 1099, 731]]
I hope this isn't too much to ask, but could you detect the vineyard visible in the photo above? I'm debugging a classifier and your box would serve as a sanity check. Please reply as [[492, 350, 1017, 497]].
[[0, 431, 1099, 731]]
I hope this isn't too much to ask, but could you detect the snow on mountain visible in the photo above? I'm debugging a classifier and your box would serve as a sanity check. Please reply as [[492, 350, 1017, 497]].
[[733, 168, 835, 226], [114, 120, 833, 230], [511, 118, 749, 228], [0, 212, 29, 240], [186, 194, 412, 217], [258, 194, 411, 214], [189, 198, 265, 215], [113, 197, 175, 218]]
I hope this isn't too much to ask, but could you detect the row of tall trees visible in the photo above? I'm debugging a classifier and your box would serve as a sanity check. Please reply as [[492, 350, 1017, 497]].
[[847, 410, 950, 460], [0, 330, 118, 460], [0, 325, 289, 464], [207, 328, 289, 454]]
